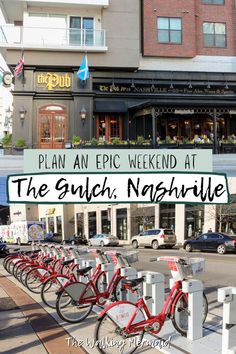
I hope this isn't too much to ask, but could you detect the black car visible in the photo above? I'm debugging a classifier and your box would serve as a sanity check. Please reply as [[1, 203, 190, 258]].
[[183, 232, 236, 254], [64, 235, 88, 246]]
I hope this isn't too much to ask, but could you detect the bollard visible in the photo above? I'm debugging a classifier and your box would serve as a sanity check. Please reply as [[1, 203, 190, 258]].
[[182, 279, 203, 340], [138, 271, 164, 315], [121, 267, 138, 302], [218, 287, 236, 353]]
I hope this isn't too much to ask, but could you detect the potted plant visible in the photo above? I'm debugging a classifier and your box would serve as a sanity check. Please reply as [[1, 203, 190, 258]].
[[1, 134, 12, 155], [159, 136, 178, 149], [72, 135, 81, 148], [14, 137, 26, 154], [221, 136, 236, 153]]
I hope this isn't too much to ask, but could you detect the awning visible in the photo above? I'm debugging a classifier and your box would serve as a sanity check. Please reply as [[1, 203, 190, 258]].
[[94, 100, 127, 113]]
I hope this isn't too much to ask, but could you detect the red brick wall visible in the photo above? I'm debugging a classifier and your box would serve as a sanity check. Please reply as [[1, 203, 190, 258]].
[[196, 0, 234, 56], [142, 0, 235, 57]]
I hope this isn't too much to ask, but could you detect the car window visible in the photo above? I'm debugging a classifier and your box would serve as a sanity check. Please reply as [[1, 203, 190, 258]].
[[164, 229, 174, 235], [208, 234, 220, 240], [198, 234, 208, 240], [146, 230, 160, 235]]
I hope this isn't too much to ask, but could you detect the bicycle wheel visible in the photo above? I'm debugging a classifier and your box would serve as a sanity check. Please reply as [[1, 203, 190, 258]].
[[95, 314, 143, 354], [21, 264, 34, 286], [56, 283, 94, 323], [172, 291, 208, 336], [15, 262, 28, 282], [25, 268, 49, 294], [41, 276, 69, 309]]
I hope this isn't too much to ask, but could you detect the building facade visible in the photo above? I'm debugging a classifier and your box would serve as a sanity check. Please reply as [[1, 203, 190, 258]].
[[1, 1, 236, 149]]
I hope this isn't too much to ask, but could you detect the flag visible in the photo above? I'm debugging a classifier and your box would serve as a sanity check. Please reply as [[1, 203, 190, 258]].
[[14, 54, 24, 80], [77, 54, 89, 81]]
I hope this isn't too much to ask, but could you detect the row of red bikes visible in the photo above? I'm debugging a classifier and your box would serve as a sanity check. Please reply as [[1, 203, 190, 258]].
[[3, 244, 208, 354]]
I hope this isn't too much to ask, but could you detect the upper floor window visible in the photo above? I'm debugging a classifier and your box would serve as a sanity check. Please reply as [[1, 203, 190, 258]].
[[202, 0, 224, 4], [157, 17, 182, 44], [203, 22, 226, 47]]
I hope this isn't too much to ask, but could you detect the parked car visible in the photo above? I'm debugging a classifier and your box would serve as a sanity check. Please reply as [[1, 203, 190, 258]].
[[64, 235, 88, 245], [131, 228, 176, 250], [88, 234, 119, 247], [0, 241, 9, 257], [183, 232, 236, 254]]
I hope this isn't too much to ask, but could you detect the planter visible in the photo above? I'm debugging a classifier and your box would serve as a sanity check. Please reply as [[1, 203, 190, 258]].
[[221, 143, 236, 153], [13, 146, 27, 155], [158, 143, 179, 149], [178, 144, 196, 149], [195, 143, 213, 149]]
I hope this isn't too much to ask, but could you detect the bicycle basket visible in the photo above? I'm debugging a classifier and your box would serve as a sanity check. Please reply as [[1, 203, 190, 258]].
[[122, 251, 139, 264]]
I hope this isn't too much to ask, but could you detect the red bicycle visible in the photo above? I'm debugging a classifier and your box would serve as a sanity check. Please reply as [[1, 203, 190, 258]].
[[95, 256, 208, 354], [56, 251, 139, 323]]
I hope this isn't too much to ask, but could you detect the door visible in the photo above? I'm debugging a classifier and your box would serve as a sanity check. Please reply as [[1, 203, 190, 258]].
[[39, 106, 67, 149], [191, 234, 207, 250]]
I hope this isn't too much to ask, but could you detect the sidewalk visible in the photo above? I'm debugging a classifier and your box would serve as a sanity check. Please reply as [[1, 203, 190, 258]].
[[0, 264, 223, 354]]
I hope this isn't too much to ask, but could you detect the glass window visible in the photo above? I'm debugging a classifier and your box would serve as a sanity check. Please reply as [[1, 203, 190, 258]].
[[101, 210, 111, 234], [160, 204, 175, 229], [157, 17, 182, 44], [116, 208, 127, 240], [216, 194, 236, 234], [48, 217, 54, 233], [185, 205, 204, 239], [202, 0, 224, 4], [76, 212, 84, 237], [88, 211, 96, 238], [203, 22, 226, 47], [56, 216, 62, 236]]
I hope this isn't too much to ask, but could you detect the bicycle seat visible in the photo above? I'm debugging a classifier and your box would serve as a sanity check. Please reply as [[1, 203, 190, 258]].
[[43, 257, 53, 264], [122, 277, 144, 288], [61, 259, 74, 266], [77, 266, 92, 275]]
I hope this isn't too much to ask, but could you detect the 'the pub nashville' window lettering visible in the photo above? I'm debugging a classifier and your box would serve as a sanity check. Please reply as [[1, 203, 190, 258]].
[[37, 73, 71, 91]]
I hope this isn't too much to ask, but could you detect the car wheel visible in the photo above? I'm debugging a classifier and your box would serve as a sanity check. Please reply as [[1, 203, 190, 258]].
[[217, 244, 226, 254], [152, 240, 159, 250], [132, 240, 138, 249], [185, 243, 192, 252], [100, 241, 104, 247]]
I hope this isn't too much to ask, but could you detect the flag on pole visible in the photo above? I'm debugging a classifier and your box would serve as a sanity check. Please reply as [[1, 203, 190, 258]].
[[14, 53, 24, 80], [77, 54, 90, 81]]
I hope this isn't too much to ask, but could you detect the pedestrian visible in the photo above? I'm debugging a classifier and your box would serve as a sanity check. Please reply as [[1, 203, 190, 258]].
[[208, 228, 212, 233]]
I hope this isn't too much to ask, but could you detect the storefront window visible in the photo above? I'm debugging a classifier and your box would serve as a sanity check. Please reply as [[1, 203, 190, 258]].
[[116, 208, 127, 240], [216, 195, 236, 234], [76, 212, 84, 237], [88, 211, 96, 238], [160, 204, 175, 229], [97, 114, 122, 141], [40, 218, 46, 228], [48, 217, 54, 233], [56, 216, 62, 236], [101, 210, 111, 234], [185, 205, 204, 239]]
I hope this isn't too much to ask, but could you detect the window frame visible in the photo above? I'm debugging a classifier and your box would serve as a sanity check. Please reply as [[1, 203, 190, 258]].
[[202, 0, 225, 4], [203, 21, 226, 48], [157, 16, 182, 44]]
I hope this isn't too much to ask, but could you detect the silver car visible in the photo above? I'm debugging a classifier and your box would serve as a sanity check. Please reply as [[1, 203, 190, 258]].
[[88, 234, 119, 247]]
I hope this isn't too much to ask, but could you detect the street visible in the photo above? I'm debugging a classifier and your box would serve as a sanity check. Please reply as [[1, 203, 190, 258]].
[[0, 153, 236, 176]]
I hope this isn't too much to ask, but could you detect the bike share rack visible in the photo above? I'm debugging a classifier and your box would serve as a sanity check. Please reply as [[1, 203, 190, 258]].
[[31, 243, 206, 345], [218, 287, 236, 353], [138, 271, 165, 315]]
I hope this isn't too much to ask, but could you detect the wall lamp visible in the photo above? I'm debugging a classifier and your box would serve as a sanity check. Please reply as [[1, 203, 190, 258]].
[[80, 106, 87, 124], [19, 106, 27, 125]]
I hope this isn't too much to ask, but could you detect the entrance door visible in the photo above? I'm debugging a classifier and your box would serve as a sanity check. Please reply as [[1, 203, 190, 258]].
[[39, 106, 67, 149]]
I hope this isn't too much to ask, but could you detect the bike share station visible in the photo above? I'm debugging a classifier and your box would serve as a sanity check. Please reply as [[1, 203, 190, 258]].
[[2, 242, 235, 354]]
